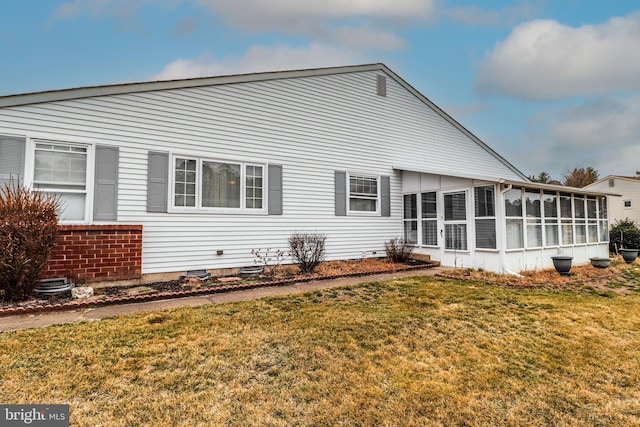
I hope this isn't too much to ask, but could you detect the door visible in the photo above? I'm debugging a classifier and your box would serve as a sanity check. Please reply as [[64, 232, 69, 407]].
[[441, 190, 469, 268]]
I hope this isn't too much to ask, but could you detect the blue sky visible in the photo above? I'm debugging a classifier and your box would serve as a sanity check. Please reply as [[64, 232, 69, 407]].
[[2, 1, 639, 180]]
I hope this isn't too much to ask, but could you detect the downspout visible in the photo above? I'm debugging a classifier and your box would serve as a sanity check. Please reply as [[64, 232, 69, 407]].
[[499, 182, 524, 277]]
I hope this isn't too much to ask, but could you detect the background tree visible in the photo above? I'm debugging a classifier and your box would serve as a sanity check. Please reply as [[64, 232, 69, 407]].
[[528, 171, 561, 185], [563, 166, 599, 188]]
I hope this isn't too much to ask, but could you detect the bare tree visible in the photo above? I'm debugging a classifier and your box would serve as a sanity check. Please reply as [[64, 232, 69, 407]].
[[563, 167, 599, 188]]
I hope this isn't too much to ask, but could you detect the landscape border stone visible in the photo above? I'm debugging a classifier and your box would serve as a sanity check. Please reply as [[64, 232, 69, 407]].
[[0, 264, 436, 318]]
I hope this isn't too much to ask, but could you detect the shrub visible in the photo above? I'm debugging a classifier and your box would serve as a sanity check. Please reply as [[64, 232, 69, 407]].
[[0, 184, 59, 302], [384, 237, 414, 263], [288, 232, 326, 274], [609, 218, 640, 253], [251, 248, 289, 277]]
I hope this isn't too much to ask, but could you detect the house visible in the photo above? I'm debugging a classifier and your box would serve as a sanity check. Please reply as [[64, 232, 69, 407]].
[[0, 64, 614, 283], [585, 175, 640, 225]]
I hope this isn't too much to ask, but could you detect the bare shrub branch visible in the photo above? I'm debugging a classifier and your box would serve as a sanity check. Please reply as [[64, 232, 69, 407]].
[[288, 232, 326, 274], [384, 238, 414, 263], [0, 184, 60, 302]]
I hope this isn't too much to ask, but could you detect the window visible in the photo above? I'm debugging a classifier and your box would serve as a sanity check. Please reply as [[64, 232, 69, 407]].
[[560, 193, 573, 245], [444, 192, 467, 250], [33, 142, 88, 221], [173, 156, 264, 211], [174, 158, 196, 207], [349, 175, 378, 212], [403, 194, 417, 243], [586, 197, 598, 243], [624, 200, 632, 208], [474, 186, 496, 249], [245, 165, 263, 209], [525, 190, 542, 248], [505, 187, 523, 249], [598, 196, 608, 242], [202, 161, 241, 208], [421, 192, 438, 246], [574, 195, 586, 244], [543, 192, 559, 246]]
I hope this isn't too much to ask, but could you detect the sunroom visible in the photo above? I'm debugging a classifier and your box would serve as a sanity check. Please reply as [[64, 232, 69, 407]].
[[400, 170, 613, 274]]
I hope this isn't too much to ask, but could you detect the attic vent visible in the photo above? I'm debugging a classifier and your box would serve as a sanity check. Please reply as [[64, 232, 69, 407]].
[[376, 75, 387, 97], [609, 178, 615, 187]]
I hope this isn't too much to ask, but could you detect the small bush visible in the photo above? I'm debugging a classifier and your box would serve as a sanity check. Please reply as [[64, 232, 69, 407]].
[[251, 248, 289, 277], [0, 184, 59, 302], [609, 218, 640, 253], [384, 237, 414, 263], [288, 232, 326, 274]]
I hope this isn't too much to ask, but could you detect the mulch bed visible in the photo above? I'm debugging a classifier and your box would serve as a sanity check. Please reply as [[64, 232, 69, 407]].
[[0, 259, 438, 317]]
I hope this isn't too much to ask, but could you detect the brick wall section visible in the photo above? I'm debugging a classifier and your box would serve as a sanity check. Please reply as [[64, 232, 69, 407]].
[[41, 225, 143, 284]]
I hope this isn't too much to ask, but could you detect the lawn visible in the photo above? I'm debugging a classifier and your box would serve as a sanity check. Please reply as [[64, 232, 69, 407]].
[[1, 271, 640, 426]]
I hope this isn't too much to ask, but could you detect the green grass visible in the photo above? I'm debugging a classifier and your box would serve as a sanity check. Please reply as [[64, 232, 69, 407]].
[[1, 274, 640, 426]]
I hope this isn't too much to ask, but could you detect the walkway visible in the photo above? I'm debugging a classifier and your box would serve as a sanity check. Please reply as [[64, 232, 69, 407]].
[[0, 267, 443, 332]]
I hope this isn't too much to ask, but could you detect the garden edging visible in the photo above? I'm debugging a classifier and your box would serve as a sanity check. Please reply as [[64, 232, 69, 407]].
[[0, 264, 436, 318]]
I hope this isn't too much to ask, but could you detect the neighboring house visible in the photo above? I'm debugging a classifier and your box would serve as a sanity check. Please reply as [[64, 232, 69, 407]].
[[585, 176, 640, 225], [0, 64, 614, 283]]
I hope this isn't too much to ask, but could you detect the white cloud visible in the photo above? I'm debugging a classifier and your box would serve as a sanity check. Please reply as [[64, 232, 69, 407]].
[[196, 0, 434, 27], [51, 0, 433, 51], [195, 0, 434, 50], [477, 13, 640, 100], [445, 1, 537, 27], [152, 44, 367, 80], [49, 0, 182, 24], [515, 95, 640, 177], [327, 26, 408, 51]]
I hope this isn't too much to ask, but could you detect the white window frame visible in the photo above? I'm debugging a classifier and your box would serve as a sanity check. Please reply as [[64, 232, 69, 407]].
[[474, 185, 497, 251], [347, 173, 380, 215], [26, 137, 94, 224], [403, 193, 418, 244], [421, 191, 439, 247], [505, 187, 524, 251], [443, 190, 469, 252], [169, 154, 266, 214]]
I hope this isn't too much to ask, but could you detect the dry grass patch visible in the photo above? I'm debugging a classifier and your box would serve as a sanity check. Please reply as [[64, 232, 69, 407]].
[[440, 257, 640, 294], [1, 272, 640, 426]]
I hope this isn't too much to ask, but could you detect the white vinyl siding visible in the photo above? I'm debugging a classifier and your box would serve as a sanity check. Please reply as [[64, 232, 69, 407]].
[[0, 68, 524, 274], [585, 177, 637, 226]]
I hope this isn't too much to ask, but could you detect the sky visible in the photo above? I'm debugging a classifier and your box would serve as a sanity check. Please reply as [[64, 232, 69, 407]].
[[1, 1, 639, 181]]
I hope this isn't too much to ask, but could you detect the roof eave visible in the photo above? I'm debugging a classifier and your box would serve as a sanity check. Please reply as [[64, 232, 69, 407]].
[[0, 63, 385, 108]]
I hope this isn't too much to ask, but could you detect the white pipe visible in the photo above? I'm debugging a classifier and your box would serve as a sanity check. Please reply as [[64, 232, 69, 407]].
[[503, 267, 524, 278]]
